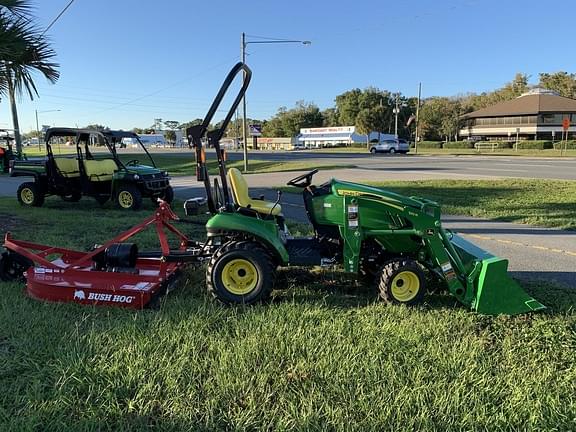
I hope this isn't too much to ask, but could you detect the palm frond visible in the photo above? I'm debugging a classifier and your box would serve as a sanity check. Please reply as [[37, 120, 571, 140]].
[[0, 13, 59, 100]]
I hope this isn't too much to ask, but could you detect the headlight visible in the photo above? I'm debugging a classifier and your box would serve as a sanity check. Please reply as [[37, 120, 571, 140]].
[[133, 174, 140, 180]]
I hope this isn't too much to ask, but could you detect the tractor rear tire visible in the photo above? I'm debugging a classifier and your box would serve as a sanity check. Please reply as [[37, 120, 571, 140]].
[[116, 185, 142, 210], [207, 241, 276, 305], [378, 259, 426, 306], [17, 182, 44, 207]]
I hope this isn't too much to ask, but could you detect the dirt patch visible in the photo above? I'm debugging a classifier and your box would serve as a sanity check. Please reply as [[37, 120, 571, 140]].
[[0, 213, 20, 234]]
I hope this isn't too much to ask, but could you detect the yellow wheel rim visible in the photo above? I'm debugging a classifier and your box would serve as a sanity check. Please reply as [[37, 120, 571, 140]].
[[391, 271, 420, 302], [221, 258, 258, 295], [21, 188, 34, 205], [118, 191, 134, 208]]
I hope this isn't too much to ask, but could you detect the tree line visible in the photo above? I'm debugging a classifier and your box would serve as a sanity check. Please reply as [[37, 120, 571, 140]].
[[162, 71, 576, 143]]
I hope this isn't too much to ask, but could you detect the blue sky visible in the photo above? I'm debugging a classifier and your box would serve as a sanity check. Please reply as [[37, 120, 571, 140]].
[[2, 0, 575, 133]]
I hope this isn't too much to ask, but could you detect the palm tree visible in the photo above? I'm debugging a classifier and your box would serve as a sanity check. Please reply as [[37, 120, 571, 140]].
[[0, 0, 59, 154]]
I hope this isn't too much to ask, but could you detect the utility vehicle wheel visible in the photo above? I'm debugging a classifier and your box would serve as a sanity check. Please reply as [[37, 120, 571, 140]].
[[61, 192, 81, 202], [389, 147, 396, 154], [207, 241, 276, 305], [116, 185, 142, 210], [17, 182, 44, 207], [370, 148, 377, 154], [378, 259, 426, 306]]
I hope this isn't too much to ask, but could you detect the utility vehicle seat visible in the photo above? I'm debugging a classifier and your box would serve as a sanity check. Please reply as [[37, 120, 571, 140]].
[[228, 168, 282, 216], [54, 158, 80, 178], [83, 159, 117, 182]]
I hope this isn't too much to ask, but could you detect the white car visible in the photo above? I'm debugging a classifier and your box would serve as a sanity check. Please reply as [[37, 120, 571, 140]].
[[369, 139, 410, 154]]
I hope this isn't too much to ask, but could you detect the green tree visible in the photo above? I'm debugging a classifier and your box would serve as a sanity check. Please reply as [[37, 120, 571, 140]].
[[419, 97, 462, 141], [355, 106, 388, 147], [539, 72, 576, 98], [335, 88, 363, 125], [163, 120, 180, 130], [0, 1, 60, 154], [321, 107, 339, 126], [84, 124, 108, 131], [262, 101, 323, 137]]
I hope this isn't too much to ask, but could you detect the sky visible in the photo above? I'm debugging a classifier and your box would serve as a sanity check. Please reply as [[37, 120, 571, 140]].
[[2, 0, 576, 133]]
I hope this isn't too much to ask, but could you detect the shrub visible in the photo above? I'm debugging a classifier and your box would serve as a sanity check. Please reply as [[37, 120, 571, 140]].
[[414, 141, 442, 149], [442, 141, 475, 149], [553, 140, 576, 150], [515, 140, 553, 150]]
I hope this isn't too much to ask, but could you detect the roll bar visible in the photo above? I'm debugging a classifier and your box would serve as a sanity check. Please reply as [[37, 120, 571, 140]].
[[187, 62, 252, 214]]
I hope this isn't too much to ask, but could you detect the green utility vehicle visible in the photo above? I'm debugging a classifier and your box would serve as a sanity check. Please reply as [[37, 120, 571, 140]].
[[186, 62, 544, 315], [10, 128, 173, 210]]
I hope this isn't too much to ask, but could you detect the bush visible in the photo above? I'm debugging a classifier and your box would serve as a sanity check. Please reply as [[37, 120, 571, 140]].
[[515, 140, 553, 150], [442, 141, 475, 149], [553, 140, 576, 150], [414, 141, 442, 149]]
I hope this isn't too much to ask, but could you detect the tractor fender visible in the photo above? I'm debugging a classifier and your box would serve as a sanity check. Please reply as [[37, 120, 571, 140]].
[[205, 213, 289, 265]]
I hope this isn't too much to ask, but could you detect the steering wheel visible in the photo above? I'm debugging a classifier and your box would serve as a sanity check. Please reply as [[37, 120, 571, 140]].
[[125, 159, 139, 166], [287, 169, 318, 188]]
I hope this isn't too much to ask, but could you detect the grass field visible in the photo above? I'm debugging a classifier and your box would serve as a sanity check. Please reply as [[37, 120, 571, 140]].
[[136, 154, 353, 177], [371, 179, 576, 230], [0, 198, 575, 430]]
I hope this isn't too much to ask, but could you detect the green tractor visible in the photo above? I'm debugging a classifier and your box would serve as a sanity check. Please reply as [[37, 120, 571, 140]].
[[187, 63, 544, 315], [10, 128, 173, 210]]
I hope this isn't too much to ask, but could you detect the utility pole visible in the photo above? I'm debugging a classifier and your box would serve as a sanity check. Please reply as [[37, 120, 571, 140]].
[[35, 110, 40, 151], [394, 93, 400, 138], [239, 33, 311, 172], [415, 83, 421, 154], [241, 32, 248, 172]]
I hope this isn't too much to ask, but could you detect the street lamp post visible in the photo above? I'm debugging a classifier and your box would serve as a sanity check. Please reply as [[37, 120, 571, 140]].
[[240, 33, 311, 172], [35, 109, 61, 150]]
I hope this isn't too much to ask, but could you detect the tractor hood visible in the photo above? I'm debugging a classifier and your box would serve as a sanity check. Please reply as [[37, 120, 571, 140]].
[[330, 179, 436, 211]]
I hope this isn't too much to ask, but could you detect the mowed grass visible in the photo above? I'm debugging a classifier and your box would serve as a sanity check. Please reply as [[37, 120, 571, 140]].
[[0, 199, 575, 430], [368, 179, 576, 230], [139, 154, 353, 177]]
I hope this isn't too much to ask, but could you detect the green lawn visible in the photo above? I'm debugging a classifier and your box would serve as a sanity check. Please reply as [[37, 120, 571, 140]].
[[138, 154, 353, 176], [371, 179, 576, 230], [0, 198, 575, 430]]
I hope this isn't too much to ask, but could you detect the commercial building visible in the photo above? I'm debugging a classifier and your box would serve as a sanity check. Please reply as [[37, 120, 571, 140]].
[[298, 126, 395, 148], [460, 89, 576, 141]]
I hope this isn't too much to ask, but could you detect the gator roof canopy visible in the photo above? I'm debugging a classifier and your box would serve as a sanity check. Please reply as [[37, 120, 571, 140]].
[[45, 128, 139, 139]]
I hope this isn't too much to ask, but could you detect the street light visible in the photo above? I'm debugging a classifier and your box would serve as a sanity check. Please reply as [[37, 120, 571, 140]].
[[240, 33, 311, 172], [35, 109, 61, 150]]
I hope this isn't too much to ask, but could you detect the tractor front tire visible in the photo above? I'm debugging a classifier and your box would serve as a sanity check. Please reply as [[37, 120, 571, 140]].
[[378, 259, 426, 306], [17, 182, 44, 207], [116, 185, 142, 210], [207, 241, 276, 305]]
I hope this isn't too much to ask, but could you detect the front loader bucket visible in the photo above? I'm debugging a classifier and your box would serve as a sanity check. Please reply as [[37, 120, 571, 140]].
[[449, 234, 546, 315]]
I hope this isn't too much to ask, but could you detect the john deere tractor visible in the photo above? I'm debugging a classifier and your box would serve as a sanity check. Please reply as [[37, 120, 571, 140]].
[[186, 63, 544, 315]]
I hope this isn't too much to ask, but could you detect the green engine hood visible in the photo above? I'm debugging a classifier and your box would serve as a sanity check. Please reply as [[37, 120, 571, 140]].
[[124, 164, 164, 176], [330, 179, 435, 210]]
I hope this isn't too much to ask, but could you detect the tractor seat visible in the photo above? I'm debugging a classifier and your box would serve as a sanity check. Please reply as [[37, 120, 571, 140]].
[[228, 168, 282, 216], [54, 157, 80, 178], [83, 159, 117, 182]]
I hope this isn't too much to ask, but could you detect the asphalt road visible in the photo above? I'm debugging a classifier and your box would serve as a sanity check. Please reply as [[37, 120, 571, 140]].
[[221, 151, 576, 180]]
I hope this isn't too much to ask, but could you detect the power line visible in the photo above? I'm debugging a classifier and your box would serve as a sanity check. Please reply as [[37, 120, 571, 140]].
[[42, 0, 76, 35]]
